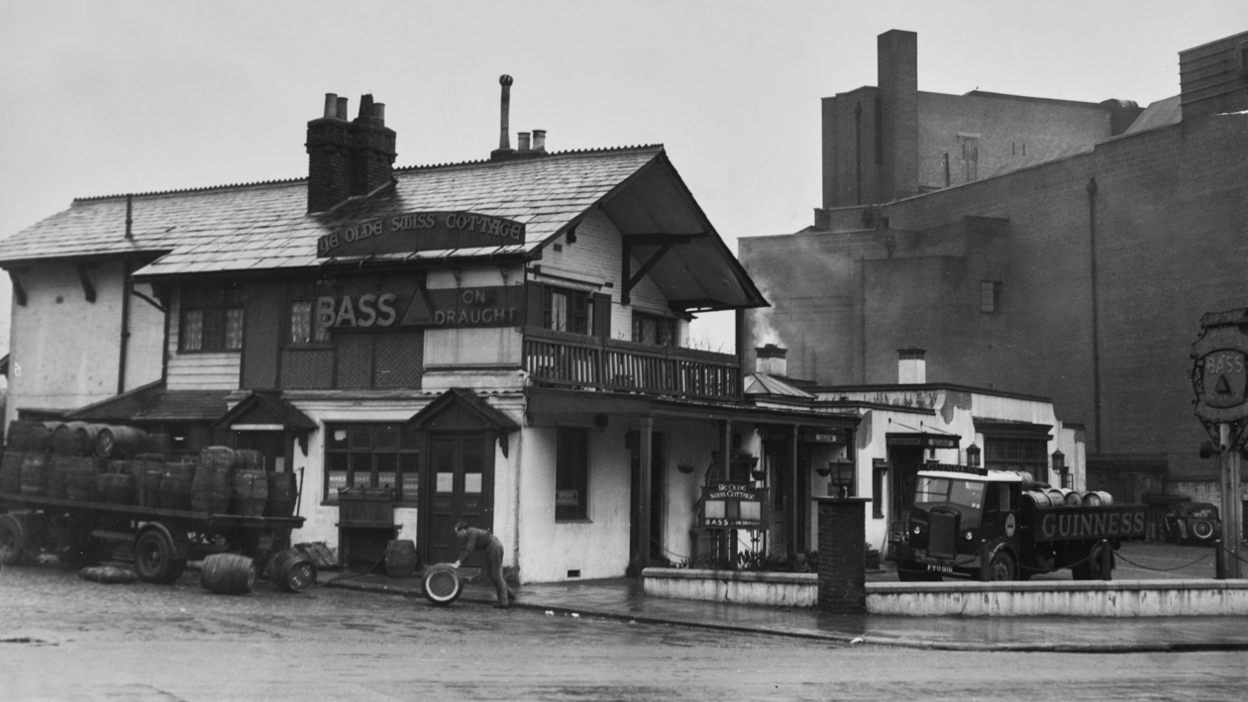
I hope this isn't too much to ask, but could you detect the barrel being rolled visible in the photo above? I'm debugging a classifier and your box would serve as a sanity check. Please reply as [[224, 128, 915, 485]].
[[159, 463, 196, 511], [265, 471, 299, 517], [231, 470, 268, 517], [192, 447, 234, 514], [19, 452, 50, 496], [200, 553, 257, 595], [268, 548, 317, 592]]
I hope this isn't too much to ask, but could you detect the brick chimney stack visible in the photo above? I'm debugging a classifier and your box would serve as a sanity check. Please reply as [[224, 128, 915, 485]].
[[756, 344, 788, 377], [306, 93, 396, 214], [898, 347, 926, 384], [878, 30, 919, 202]]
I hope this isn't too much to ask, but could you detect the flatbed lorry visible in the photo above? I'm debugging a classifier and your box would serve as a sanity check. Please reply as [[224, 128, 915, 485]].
[[893, 467, 1147, 582]]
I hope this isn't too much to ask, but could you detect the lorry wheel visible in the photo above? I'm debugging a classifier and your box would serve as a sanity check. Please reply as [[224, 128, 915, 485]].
[[1189, 519, 1216, 545], [133, 530, 186, 584], [1077, 543, 1113, 581], [985, 550, 1015, 582], [0, 515, 26, 566]]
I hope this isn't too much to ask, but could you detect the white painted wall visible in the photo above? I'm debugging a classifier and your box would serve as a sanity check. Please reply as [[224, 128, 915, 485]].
[[165, 292, 241, 391]]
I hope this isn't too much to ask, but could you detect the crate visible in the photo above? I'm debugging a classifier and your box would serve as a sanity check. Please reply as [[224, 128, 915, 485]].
[[337, 487, 394, 527]]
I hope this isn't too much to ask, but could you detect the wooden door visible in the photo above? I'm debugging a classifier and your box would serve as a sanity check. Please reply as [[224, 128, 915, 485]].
[[423, 432, 494, 565]]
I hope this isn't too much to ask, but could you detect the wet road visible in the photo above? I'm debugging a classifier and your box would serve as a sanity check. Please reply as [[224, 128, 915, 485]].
[[1, 563, 1245, 701]]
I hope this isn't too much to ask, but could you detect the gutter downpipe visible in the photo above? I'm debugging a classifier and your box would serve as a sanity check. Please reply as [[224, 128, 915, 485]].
[[1087, 177, 1102, 453], [118, 261, 133, 395]]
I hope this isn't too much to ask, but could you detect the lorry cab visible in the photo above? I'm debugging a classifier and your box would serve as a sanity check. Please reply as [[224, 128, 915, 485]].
[[895, 469, 1023, 582]]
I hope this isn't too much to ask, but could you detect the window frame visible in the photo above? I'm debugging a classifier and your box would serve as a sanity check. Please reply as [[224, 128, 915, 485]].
[[543, 286, 593, 335], [179, 282, 244, 353], [555, 426, 590, 521], [323, 422, 422, 505], [631, 310, 677, 346]]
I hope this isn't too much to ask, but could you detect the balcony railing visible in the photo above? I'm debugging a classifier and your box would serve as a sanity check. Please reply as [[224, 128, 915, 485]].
[[524, 327, 742, 402]]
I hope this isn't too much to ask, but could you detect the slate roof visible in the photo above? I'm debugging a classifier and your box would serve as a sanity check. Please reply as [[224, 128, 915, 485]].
[[66, 381, 232, 422], [0, 146, 665, 279]]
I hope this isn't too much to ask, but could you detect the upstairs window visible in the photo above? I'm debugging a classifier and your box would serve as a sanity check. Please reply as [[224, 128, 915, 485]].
[[544, 286, 592, 335], [980, 280, 1002, 314], [180, 283, 243, 352], [289, 299, 331, 345], [631, 311, 677, 346]]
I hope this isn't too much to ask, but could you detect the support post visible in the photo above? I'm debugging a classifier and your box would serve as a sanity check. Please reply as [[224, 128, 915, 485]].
[[638, 417, 653, 573], [1219, 423, 1242, 579], [813, 496, 870, 614]]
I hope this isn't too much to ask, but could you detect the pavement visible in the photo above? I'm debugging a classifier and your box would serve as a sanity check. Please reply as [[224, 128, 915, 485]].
[[322, 541, 1248, 653]]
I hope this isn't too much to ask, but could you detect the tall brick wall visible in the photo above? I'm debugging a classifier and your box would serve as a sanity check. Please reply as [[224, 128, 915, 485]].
[[744, 109, 1247, 481]]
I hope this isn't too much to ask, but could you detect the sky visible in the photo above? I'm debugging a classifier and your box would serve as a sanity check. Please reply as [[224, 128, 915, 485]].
[[1, 0, 1245, 352]]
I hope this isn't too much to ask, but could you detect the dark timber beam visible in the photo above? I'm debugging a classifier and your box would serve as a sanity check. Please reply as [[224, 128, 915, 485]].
[[10, 271, 26, 307], [75, 263, 96, 303]]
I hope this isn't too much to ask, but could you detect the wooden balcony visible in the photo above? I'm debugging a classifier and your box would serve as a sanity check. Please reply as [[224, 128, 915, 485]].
[[523, 327, 742, 402]]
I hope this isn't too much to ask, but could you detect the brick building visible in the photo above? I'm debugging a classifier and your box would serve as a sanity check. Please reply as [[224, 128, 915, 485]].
[[739, 31, 1248, 514]]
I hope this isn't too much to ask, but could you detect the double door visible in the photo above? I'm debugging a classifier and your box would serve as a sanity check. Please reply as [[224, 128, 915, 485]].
[[422, 432, 494, 565]]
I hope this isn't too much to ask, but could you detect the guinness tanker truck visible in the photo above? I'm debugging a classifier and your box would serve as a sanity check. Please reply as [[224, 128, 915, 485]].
[[894, 467, 1146, 582]]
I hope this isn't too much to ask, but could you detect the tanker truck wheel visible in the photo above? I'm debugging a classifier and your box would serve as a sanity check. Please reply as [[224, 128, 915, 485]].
[[1188, 518, 1216, 546]]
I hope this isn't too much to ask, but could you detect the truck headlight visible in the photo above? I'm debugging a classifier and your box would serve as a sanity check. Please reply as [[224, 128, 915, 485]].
[[912, 524, 922, 535], [964, 530, 974, 541]]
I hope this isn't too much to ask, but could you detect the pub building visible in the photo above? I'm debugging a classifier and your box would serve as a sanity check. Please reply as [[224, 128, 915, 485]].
[[1, 82, 1085, 579], [0, 83, 865, 581]]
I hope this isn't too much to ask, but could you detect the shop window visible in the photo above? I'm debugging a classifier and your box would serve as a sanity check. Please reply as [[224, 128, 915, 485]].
[[544, 286, 592, 335], [980, 280, 1002, 314], [180, 282, 243, 352], [631, 311, 677, 346], [984, 438, 1046, 475], [556, 426, 589, 521], [324, 422, 421, 504]]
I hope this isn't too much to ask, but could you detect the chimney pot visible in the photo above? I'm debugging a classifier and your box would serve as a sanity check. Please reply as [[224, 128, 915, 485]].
[[755, 344, 787, 376], [493, 74, 515, 158], [532, 129, 547, 153], [323, 93, 339, 119], [518, 132, 531, 152], [374, 102, 385, 124], [336, 97, 348, 120]]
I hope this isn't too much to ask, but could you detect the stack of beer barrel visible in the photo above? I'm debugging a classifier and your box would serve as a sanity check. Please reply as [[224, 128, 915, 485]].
[[0, 421, 298, 518], [1022, 486, 1115, 509]]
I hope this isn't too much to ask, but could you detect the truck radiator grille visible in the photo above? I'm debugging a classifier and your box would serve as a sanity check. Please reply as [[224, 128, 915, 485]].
[[928, 511, 958, 559]]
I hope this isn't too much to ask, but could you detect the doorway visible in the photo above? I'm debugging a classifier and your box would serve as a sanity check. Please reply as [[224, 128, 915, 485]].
[[422, 432, 494, 565]]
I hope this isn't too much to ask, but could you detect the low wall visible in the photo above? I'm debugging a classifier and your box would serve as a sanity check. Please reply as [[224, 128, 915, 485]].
[[642, 568, 1248, 616], [642, 568, 817, 608]]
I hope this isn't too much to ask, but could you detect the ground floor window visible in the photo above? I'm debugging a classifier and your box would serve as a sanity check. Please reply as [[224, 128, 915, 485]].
[[984, 438, 1046, 476], [324, 423, 420, 504], [556, 426, 589, 520]]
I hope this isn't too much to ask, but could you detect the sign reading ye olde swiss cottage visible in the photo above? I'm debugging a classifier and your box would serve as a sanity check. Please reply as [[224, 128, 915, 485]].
[[316, 212, 525, 330]]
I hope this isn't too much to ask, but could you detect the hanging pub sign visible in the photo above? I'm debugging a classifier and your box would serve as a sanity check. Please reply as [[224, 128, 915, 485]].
[[886, 433, 959, 449], [317, 283, 523, 330], [1191, 308, 1248, 446], [317, 211, 527, 258], [699, 481, 769, 530]]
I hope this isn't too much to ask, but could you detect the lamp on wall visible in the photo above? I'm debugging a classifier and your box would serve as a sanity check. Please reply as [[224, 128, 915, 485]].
[[966, 443, 981, 468], [828, 458, 854, 498], [1052, 449, 1068, 488]]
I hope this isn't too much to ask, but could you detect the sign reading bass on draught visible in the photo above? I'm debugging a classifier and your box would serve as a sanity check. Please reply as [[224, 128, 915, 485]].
[[317, 211, 526, 258]]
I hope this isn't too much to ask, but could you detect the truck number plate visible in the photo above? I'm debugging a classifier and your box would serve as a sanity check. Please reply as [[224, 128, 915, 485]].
[[926, 564, 953, 574]]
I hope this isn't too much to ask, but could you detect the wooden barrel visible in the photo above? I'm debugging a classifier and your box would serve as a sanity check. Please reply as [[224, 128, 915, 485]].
[[6, 421, 35, 452], [65, 456, 98, 501], [1045, 488, 1066, 506], [1063, 490, 1085, 506], [95, 425, 150, 460], [200, 553, 257, 595], [235, 449, 264, 472], [132, 456, 166, 508], [96, 472, 136, 505], [0, 451, 24, 494], [19, 452, 50, 496], [422, 563, 463, 606], [231, 470, 268, 517], [51, 422, 82, 456], [1022, 489, 1053, 509], [159, 463, 196, 511], [384, 539, 419, 578], [268, 548, 317, 592], [46, 455, 73, 498], [9, 422, 53, 454], [192, 447, 235, 514], [265, 472, 298, 517], [1083, 490, 1114, 506]]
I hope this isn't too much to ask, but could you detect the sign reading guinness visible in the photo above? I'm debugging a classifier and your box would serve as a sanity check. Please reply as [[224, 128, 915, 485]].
[[317, 211, 526, 258]]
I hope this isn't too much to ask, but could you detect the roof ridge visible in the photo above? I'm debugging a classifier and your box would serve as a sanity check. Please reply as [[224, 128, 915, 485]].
[[70, 144, 666, 204]]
